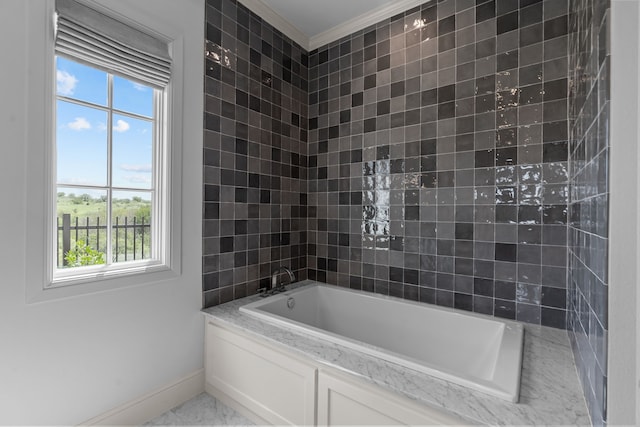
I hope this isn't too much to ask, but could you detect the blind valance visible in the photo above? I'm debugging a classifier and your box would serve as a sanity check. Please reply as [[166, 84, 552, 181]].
[[55, 0, 171, 88]]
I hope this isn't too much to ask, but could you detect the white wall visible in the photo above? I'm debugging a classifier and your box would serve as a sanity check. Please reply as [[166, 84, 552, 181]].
[[0, 0, 204, 424], [609, 0, 640, 425]]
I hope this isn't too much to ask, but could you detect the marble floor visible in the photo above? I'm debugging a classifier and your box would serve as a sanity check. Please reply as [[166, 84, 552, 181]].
[[144, 392, 255, 426]]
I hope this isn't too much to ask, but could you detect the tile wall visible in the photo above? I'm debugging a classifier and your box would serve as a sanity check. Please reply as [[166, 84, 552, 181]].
[[200, 0, 614, 420], [568, 0, 610, 424], [202, 0, 309, 307], [307, 0, 571, 327]]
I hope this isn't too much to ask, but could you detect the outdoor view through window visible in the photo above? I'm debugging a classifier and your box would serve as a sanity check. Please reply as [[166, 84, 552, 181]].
[[55, 56, 155, 270]]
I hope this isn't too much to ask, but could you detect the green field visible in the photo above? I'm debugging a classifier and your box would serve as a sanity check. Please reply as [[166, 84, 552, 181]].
[[56, 192, 152, 267], [56, 192, 150, 220]]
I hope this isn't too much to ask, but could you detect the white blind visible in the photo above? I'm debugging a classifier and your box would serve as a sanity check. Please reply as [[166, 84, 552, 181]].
[[55, 0, 171, 88]]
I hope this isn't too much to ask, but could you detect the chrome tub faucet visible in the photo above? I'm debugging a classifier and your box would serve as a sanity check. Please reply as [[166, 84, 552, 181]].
[[271, 266, 296, 292]]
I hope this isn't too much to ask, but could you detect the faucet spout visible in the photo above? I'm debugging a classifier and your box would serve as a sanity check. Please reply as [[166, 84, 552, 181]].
[[271, 266, 296, 291]]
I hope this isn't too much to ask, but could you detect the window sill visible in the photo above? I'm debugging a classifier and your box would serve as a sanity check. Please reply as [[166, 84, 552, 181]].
[[27, 262, 179, 304], [50, 260, 169, 288]]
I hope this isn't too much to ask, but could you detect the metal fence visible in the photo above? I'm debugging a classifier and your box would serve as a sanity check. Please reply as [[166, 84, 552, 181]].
[[57, 213, 151, 267]]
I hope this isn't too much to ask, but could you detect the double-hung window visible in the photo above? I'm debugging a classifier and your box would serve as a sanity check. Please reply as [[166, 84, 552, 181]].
[[51, 0, 172, 285]]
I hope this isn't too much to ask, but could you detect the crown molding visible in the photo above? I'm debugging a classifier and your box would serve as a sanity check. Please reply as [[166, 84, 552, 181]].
[[237, 0, 432, 53], [308, 0, 429, 51], [236, 0, 310, 51]]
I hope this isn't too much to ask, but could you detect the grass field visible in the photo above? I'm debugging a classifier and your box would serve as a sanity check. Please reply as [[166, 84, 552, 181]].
[[56, 192, 152, 267], [56, 192, 150, 221]]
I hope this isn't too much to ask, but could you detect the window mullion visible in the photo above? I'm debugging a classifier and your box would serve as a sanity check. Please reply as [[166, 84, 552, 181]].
[[111, 108, 154, 123], [106, 73, 114, 266], [56, 94, 110, 112], [152, 88, 162, 262], [152, 90, 158, 261]]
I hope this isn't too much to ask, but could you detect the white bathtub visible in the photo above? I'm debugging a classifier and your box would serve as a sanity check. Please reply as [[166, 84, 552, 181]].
[[240, 283, 524, 402]]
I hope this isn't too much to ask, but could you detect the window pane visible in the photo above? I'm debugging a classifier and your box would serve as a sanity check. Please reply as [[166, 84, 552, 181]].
[[112, 191, 152, 263], [56, 187, 107, 269], [56, 100, 108, 186], [113, 75, 153, 117], [112, 114, 153, 189], [56, 56, 107, 106]]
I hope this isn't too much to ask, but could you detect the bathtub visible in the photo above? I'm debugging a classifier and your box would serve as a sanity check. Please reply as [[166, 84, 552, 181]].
[[240, 282, 524, 402]]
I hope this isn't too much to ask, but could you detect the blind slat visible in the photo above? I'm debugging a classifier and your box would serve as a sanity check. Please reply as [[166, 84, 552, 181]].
[[55, 0, 171, 88]]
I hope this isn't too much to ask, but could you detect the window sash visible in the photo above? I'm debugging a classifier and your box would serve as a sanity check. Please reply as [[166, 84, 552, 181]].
[[55, 0, 171, 88], [52, 59, 166, 283]]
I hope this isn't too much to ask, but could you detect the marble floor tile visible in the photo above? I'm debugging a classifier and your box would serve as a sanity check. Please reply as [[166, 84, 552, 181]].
[[144, 392, 255, 426]]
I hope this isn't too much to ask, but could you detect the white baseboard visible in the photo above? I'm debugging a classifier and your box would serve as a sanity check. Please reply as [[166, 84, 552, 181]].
[[80, 369, 205, 426]]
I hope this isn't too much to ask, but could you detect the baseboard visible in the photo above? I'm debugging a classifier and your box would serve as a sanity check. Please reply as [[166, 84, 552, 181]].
[[205, 383, 269, 425], [80, 369, 205, 426]]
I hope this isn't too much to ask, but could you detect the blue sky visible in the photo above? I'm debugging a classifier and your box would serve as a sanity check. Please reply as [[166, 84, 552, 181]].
[[56, 57, 154, 197]]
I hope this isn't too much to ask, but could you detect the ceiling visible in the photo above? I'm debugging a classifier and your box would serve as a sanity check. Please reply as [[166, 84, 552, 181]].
[[262, 0, 395, 38], [237, 0, 427, 51]]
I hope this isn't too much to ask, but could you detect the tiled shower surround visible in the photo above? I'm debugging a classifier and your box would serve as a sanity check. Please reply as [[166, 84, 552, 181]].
[[202, 0, 309, 306], [568, 0, 610, 425], [307, 0, 570, 328], [202, 0, 576, 328]]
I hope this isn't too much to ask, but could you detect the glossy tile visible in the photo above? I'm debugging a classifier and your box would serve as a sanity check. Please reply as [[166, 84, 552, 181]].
[[203, 0, 309, 307], [567, 0, 610, 425], [306, 0, 572, 332], [206, 0, 578, 347]]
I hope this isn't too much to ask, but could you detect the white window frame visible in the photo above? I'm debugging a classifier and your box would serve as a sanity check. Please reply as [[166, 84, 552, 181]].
[[25, 0, 184, 302], [52, 62, 167, 286]]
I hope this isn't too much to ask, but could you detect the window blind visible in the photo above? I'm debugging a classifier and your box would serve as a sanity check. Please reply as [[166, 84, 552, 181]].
[[55, 0, 171, 88]]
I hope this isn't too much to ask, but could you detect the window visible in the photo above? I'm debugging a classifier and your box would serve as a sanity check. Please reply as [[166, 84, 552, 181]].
[[49, 0, 173, 286], [55, 57, 160, 276], [24, 0, 192, 303]]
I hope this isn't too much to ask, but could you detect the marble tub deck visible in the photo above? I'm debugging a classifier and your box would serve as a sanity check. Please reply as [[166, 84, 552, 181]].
[[202, 280, 591, 426]]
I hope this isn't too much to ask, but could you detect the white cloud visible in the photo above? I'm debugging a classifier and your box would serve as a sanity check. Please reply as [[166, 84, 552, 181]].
[[124, 174, 152, 185], [57, 70, 78, 96], [120, 164, 152, 173], [67, 117, 91, 131], [132, 82, 149, 91], [113, 119, 130, 133]]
